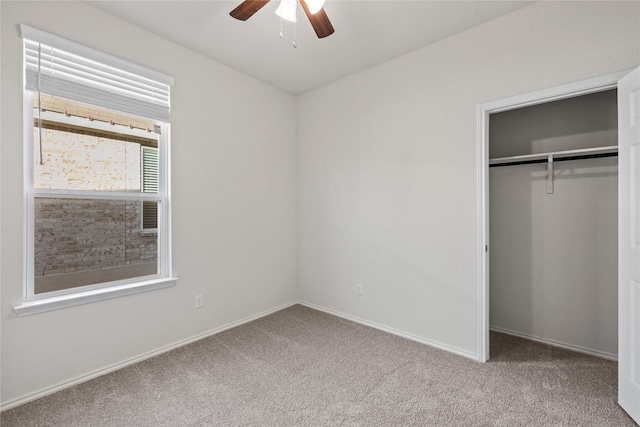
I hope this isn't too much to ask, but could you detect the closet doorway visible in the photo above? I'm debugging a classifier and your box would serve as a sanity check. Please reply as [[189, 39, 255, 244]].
[[488, 88, 618, 360], [477, 68, 640, 424]]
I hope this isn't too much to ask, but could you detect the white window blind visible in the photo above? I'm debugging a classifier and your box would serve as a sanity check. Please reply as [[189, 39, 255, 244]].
[[21, 25, 174, 122]]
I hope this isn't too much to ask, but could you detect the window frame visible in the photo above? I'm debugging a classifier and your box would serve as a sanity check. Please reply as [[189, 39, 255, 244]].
[[15, 92, 175, 316]]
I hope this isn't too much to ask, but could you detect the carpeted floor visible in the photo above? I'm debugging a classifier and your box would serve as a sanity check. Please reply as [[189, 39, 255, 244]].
[[1, 304, 635, 426]]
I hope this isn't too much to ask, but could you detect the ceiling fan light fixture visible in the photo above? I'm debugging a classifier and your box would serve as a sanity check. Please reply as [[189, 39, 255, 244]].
[[275, 0, 297, 22], [306, 0, 325, 14], [231, 0, 334, 39]]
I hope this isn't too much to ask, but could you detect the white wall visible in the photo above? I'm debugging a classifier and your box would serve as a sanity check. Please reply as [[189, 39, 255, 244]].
[[1, 1, 297, 407], [489, 91, 619, 357], [297, 1, 640, 357]]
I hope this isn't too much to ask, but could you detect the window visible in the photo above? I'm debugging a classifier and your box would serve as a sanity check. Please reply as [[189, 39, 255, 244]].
[[16, 25, 176, 316]]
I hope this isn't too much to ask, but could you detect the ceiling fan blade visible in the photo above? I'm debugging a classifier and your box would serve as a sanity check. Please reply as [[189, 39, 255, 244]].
[[299, 0, 335, 38], [230, 0, 271, 21]]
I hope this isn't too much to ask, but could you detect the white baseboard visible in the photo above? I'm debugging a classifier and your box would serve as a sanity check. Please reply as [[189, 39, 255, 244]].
[[0, 301, 298, 412], [299, 301, 478, 361], [490, 325, 618, 361]]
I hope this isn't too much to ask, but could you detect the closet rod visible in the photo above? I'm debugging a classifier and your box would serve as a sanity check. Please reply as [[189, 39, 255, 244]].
[[489, 152, 618, 167], [489, 145, 618, 168]]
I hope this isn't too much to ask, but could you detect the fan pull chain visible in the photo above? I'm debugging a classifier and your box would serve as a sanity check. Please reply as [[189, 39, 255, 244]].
[[277, 1, 298, 48], [292, 0, 297, 48], [293, 21, 297, 48]]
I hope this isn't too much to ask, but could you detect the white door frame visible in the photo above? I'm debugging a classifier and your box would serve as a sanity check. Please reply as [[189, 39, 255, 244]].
[[476, 71, 629, 363]]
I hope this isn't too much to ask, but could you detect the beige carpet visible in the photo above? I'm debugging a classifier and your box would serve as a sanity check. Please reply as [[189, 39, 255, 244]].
[[1, 304, 635, 426]]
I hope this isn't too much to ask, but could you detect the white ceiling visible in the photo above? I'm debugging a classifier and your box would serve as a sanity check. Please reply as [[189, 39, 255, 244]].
[[87, 0, 535, 95]]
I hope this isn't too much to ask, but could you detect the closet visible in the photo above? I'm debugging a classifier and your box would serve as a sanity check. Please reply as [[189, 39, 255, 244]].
[[489, 89, 618, 359]]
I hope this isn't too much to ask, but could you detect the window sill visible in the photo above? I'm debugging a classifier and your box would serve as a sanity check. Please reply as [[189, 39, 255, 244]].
[[14, 277, 177, 317]]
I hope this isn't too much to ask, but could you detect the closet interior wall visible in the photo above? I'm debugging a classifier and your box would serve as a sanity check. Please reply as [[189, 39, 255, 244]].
[[489, 89, 618, 359]]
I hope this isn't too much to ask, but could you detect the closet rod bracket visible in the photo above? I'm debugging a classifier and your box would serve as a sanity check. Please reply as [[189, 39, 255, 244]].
[[546, 154, 554, 194]]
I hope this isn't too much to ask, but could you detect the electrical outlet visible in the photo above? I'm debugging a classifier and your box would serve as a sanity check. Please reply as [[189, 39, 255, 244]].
[[195, 294, 203, 308], [356, 284, 364, 296]]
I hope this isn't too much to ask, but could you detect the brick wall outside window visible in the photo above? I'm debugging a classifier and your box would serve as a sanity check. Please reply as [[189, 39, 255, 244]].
[[33, 124, 158, 279]]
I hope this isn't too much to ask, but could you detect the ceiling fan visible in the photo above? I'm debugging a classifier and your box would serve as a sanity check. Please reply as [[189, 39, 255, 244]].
[[230, 0, 335, 39]]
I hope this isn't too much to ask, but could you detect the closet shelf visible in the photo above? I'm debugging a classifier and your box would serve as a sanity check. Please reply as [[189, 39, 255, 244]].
[[489, 145, 618, 166]]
